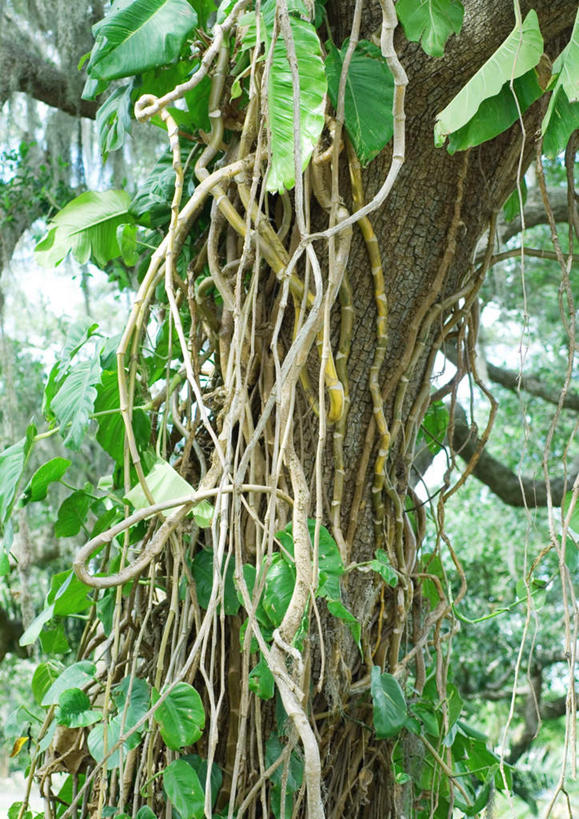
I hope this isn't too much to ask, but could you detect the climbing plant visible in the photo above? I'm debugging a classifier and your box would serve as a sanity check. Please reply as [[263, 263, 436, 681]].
[[0, 0, 577, 817]]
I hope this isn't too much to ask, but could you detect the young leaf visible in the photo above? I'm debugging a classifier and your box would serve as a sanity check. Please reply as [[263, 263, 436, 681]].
[[370, 549, 398, 587], [417, 399, 449, 455], [397, 0, 464, 58], [163, 759, 205, 819], [87, 0, 198, 82], [192, 548, 240, 614], [152, 682, 205, 749], [434, 10, 543, 148], [52, 356, 102, 450], [22, 457, 71, 504], [0, 426, 35, 524], [325, 40, 394, 166], [125, 459, 194, 515], [112, 675, 151, 730], [35, 190, 133, 268], [370, 666, 407, 739], [136, 809, 157, 819], [326, 600, 361, 649]]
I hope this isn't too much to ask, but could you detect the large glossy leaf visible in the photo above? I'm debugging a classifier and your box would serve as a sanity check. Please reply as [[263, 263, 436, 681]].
[[0, 425, 35, 524], [56, 688, 101, 728], [153, 682, 205, 749], [192, 548, 240, 614], [51, 356, 102, 450], [54, 491, 91, 538], [47, 569, 92, 615], [32, 661, 63, 706], [163, 759, 205, 819], [22, 457, 71, 505], [370, 666, 407, 739], [241, 3, 325, 192], [446, 66, 546, 154], [112, 676, 151, 730], [41, 661, 96, 706], [434, 10, 543, 148], [19, 604, 55, 647], [88, 0, 198, 82], [326, 40, 394, 166], [397, 0, 464, 57], [263, 554, 296, 627], [94, 369, 151, 466], [35, 190, 132, 268], [248, 654, 275, 700], [542, 9, 579, 156]]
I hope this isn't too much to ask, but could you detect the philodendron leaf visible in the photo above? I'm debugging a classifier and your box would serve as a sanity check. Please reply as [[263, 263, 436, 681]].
[[153, 682, 205, 749], [326, 40, 394, 165], [446, 63, 547, 154], [56, 688, 101, 728], [542, 8, 579, 156], [54, 491, 91, 538], [0, 425, 35, 524], [22, 457, 71, 504], [163, 759, 205, 819], [41, 661, 96, 706], [35, 190, 133, 268], [370, 666, 407, 739], [125, 459, 213, 524], [397, 0, 464, 58], [242, 2, 326, 192], [434, 10, 543, 148], [52, 355, 102, 450], [88, 0, 198, 82], [32, 661, 63, 706], [94, 369, 151, 466]]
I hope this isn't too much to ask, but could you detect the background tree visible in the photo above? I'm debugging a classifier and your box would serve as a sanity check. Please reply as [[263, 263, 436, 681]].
[[0, 0, 577, 817]]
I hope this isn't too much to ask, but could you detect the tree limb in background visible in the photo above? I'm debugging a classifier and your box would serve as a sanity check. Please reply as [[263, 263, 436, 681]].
[[451, 404, 577, 507]]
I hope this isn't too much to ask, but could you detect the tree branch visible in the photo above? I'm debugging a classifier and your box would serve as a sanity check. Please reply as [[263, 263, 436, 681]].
[[500, 187, 574, 243], [0, 32, 97, 119], [451, 404, 577, 507], [485, 360, 579, 412]]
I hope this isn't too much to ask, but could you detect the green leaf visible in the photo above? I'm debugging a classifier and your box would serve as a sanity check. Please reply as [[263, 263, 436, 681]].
[[434, 10, 543, 148], [397, 0, 464, 58], [47, 569, 93, 615], [326, 599, 361, 649], [192, 498, 213, 528], [22, 457, 71, 505], [112, 675, 151, 729], [192, 548, 240, 614], [307, 520, 344, 601], [97, 83, 134, 158], [182, 755, 222, 810], [163, 759, 205, 819], [39, 623, 71, 655], [32, 661, 63, 706], [125, 459, 195, 516], [502, 176, 527, 222], [263, 554, 296, 627], [19, 604, 55, 647], [370, 666, 407, 739], [0, 551, 10, 576], [87, 720, 123, 769], [95, 369, 151, 466], [88, 0, 198, 82], [0, 427, 35, 524], [56, 688, 101, 728], [418, 400, 449, 455], [326, 40, 394, 166], [542, 13, 579, 155], [446, 66, 546, 155], [54, 491, 91, 538], [248, 654, 275, 700], [51, 356, 102, 450], [41, 661, 96, 706], [153, 682, 205, 749], [370, 549, 398, 587], [136, 809, 157, 819], [247, 4, 326, 192], [35, 190, 133, 268]]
